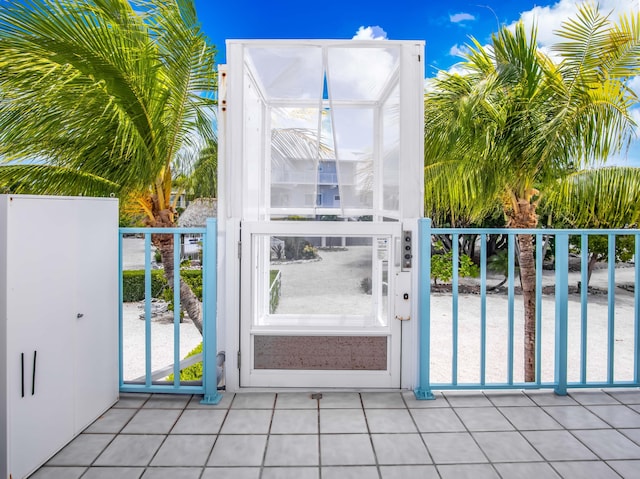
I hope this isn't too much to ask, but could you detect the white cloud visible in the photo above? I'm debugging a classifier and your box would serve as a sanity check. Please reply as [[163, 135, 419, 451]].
[[516, 1, 640, 166], [628, 75, 640, 95], [449, 44, 470, 57], [515, 0, 638, 49], [450, 12, 475, 23], [352, 26, 388, 40], [439, 1, 638, 75]]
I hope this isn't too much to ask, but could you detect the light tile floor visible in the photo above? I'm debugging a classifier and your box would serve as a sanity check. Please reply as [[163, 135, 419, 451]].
[[31, 389, 640, 478]]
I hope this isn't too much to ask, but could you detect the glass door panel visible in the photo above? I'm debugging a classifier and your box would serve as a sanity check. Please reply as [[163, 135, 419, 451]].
[[255, 235, 388, 324], [240, 221, 401, 388]]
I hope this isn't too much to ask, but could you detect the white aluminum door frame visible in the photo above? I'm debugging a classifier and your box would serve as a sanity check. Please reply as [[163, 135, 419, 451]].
[[240, 220, 402, 388]]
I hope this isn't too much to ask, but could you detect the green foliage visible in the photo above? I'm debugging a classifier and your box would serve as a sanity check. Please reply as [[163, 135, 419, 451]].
[[121, 270, 168, 302], [188, 143, 218, 199], [166, 270, 203, 311], [0, 0, 217, 200], [121, 269, 203, 302], [119, 210, 145, 228], [167, 342, 203, 382], [271, 243, 284, 259], [570, 235, 635, 264], [360, 277, 372, 294], [423, 5, 640, 225], [431, 241, 479, 285], [542, 168, 640, 230], [284, 237, 317, 260], [487, 250, 508, 277], [269, 270, 281, 314]]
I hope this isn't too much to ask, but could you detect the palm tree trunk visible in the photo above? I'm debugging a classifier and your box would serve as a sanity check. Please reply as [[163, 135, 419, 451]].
[[154, 233, 203, 335], [507, 198, 538, 382], [517, 234, 536, 382], [587, 253, 599, 286]]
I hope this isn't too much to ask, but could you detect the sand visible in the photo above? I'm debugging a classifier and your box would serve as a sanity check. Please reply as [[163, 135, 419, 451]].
[[121, 302, 203, 381]]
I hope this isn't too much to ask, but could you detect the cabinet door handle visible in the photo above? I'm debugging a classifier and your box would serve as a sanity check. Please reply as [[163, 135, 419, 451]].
[[32, 350, 37, 395], [21, 352, 25, 398]]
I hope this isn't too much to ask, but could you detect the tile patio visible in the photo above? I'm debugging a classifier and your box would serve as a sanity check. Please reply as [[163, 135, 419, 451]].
[[31, 389, 640, 478]]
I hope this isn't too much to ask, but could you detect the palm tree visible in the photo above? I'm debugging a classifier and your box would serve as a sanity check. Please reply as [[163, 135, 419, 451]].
[[0, 0, 216, 334], [424, 5, 640, 381], [188, 141, 218, 200], [543, 166, 640, 285]]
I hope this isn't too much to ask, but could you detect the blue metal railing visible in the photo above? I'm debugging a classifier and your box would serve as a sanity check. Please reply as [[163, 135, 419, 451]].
[[415, 219, 640, 399], [118, 219, 221, 404]]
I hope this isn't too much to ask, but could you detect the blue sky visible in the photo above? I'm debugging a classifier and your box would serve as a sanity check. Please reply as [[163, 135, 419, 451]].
[[194, 0, 537, 74], [193, 0, 640, 165]]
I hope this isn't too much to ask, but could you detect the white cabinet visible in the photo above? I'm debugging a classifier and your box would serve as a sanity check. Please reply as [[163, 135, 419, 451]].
[[0, 195, 119, 479]]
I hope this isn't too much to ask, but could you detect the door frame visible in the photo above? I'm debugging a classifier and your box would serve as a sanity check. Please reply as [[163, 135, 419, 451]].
[[239, 220, 403, 389]]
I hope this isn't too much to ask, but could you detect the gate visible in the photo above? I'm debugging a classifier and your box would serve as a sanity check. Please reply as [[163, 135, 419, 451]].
[[118, 220, 221, 404]]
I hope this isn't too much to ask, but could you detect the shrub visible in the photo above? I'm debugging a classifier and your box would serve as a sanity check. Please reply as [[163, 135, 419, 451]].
[[167, 342, 203, 382], [122, 269, 204, 302], [431, 241, 479, 285], [164, 270, 203, 312], [121, 270, 168, 302], [269, 270, 281, 313], [360, 277, 372, 294]]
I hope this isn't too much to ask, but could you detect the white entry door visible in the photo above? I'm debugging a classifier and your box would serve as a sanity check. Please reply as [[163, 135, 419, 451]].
[[240, 220, 403, 388]]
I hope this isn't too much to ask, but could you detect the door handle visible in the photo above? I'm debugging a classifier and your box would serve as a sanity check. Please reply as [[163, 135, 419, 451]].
[[21, 352, 25, 398], [32, 350, 37, 395]]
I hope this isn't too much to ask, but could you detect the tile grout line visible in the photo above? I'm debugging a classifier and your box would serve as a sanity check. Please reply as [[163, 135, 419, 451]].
[[359, 393, 383, 479], [402, 390, 438, 468], [453, 392, 502, 478], [507, 392, 625, 477], [199, 392, 232, 477], [142, 394, 190, 473], [257, 393, 278, 478], [77, 393, 152, 477]]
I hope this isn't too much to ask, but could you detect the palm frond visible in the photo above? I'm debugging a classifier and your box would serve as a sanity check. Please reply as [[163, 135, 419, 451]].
[[0, 164, 121, 196], [0, 0, 216, 212], [543, 167, 640, 228]]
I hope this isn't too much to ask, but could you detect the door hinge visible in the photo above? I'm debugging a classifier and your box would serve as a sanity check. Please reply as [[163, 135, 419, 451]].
[[238, 241, 242, 259], [237, 351, 241, 369]]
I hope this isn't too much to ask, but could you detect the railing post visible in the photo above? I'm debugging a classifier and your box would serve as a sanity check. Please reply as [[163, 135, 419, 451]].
[[144, 233, 152, 387], [201, 218, 223, 405], [118, 232, 124, 390], [414, 218, 435, 400], [607, 234, 616, 384], [554, 233, 569, 396], [635, 233, 640, 385], [173, 232, 181, 388]]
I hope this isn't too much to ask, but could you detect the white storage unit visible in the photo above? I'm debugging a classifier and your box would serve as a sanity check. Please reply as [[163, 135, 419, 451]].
[[0, 195, 119, 479]]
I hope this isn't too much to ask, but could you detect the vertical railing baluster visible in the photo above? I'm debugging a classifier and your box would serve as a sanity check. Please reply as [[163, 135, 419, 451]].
[[580, 234, 589, 385], [144, 233, 152, 387], [635, 233, 640, 385], [480, 234, 487, 386], [554, 233, 569, 395], [173, 233, 181, 388], [608, 234, 616, 384], [452, 234, 459, 385], [118, 232, 124, 389], [507, 234, 515, 385], [535, 233, 543, 385], [414, 218, 435, 399], [201, 219, 223, 404]]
